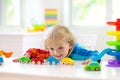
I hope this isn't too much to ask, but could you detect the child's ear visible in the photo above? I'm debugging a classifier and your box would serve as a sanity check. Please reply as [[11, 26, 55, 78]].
[[69, 43, 73, 49]]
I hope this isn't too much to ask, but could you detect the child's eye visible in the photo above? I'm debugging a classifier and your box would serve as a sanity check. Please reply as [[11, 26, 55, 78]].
[[59, 47, 63, 49], [50, 48, 54, 50]]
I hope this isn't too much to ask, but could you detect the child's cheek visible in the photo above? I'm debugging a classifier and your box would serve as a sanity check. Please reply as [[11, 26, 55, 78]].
[[50, 51, 54, 55]]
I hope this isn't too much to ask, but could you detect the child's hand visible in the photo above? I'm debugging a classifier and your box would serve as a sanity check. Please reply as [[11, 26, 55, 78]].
[[13, 58, 20, 62], [109, 56, 116, 60], [13, 54, 31, 62], [81, 59, 92, 65]]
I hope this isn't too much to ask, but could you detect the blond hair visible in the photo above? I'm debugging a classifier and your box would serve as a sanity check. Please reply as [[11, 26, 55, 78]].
[[44, 25, 75, 50]]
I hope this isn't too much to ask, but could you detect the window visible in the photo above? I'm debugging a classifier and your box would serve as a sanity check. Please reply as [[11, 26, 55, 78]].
[[71, 0, 106, 26], [6, 0, 21, 26], [0, 0, 44, 30], [67, 0, 120, 28], [1, 0, 120, 30], [112, 0, 120, 20], [0, 0, 21, 26]]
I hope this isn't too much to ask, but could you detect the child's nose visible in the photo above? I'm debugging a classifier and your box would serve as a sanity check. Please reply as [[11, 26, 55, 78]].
[[54, 50, 59, 55]]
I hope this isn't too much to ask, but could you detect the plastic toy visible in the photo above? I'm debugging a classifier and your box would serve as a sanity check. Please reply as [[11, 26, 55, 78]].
[[0, 50, 13, 65], [27, 24, 46, 32], [105, 19, 120, 67], [60, 58, 75, 65], [84, 61, 101, 71], [31, 57, 44, 64], [46, 56, 59, 65], [91, 19, 120, 67], [17, 48, 50, 64], [0, 50, 13, 58], [26, 48, 50, 59], [84, 18, 120, 71], [19, 57, 30, 64], [0, 57, 4, 65]]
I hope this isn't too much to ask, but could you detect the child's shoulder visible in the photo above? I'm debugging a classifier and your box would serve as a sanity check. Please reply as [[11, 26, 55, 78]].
[[74, 42, 85, 49]]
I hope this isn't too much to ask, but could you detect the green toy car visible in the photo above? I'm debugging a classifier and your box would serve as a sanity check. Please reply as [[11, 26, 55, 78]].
[[84, 61, 101, 71], [19, 57, 30, 64]]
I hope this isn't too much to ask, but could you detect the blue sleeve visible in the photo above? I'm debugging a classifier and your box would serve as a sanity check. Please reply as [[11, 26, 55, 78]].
[[68, 43, 99, 60]]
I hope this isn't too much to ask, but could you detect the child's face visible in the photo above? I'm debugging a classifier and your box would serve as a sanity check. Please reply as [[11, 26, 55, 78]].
[[47, 41, 72, 60]]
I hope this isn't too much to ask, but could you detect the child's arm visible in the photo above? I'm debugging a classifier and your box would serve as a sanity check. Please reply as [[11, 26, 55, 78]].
[[13, 53, 31, 62], [81, 50, 100, 65], [81, 58, 92, 65]]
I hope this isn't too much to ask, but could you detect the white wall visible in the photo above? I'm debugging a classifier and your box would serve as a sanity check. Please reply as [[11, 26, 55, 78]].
[[0, 32, 45, 57], [0, 34, 23, 57]]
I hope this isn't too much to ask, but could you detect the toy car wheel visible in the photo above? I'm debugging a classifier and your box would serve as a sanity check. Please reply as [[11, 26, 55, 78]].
[[31, 61, 35, 64], [94, 67, 100, 71], [46, 62, 50, 65], [0, 63, 2, 65], [25, 61, 29, 64], [20, 60, 24, 64], [37, 61, 41, 64], [86, 68, 90, 71], [67, 62, 71, 65], [52, 62, 55, 65], [61, 62, 66, 65], [24, 61, 27, 63]]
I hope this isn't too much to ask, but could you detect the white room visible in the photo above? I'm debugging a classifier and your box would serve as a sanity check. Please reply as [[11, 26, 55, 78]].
[[0, 0, 119, 57], [0, 0, 120, 80]]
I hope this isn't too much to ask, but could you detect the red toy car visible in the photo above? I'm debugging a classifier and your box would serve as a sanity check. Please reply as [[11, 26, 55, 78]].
[[31, 57, 44, 64]]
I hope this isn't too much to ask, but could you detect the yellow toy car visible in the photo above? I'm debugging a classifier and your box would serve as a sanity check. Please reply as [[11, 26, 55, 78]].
[[60, 58, 75, 65]]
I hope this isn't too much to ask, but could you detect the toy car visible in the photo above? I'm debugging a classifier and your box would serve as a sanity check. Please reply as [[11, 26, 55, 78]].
[[46, 56, 60, 65], [84, 61, 101, 71], [31, 57, 44, 64], [19, 57, 31, 64], [60, 58, 75, 65], [0, 57, 4, 65]]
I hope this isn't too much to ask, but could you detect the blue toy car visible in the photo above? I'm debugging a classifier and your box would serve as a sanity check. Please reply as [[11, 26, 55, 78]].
[[46, 56, 60, 65], [0, 57, 4, 65]]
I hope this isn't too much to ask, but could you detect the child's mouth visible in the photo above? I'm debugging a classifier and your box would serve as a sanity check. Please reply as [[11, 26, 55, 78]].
[[54, 55, 62, 59]]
